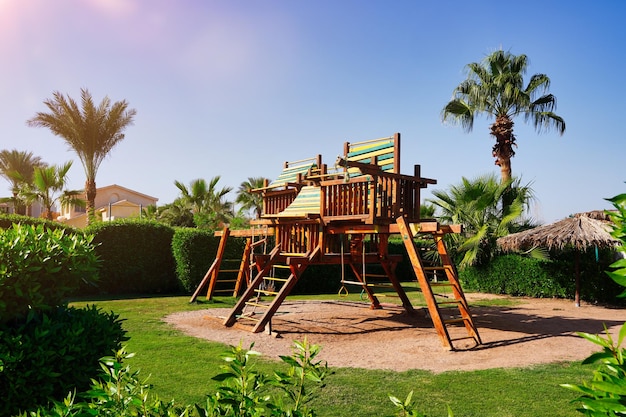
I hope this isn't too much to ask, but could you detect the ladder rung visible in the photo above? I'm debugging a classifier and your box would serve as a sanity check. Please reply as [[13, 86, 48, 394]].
[[281, 252, 308, 257], [423, 266, 447, 271], [444, 318, 467, 325], [218, 269, 240, 273], [264, 276, 289, 282], [273, 264, 291, 269], [215, 279, 238, 283], [437, 300, 462, 306], [255, 289, 279, 295], [212, 288, 236, 293], [236, 315, 261, 322], [245, 302, 269, 308]]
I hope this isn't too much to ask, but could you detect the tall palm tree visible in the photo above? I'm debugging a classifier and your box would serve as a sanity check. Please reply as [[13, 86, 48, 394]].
[[20, 161, 85, 220], [0, 149, 46, 214], [429, 174, 536, 268], [27, 88, 136, 223], [442, 50, 566, 183], [236, 176, 267, 219]]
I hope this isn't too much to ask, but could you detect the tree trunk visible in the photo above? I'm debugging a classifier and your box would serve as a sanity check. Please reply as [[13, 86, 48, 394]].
[[490, 116, 516, 183], [85, 179, 97, 225]]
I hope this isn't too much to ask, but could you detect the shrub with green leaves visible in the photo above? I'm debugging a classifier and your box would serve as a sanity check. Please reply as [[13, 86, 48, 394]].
[[172, 228, 247, 293], [23, 339, 328, 417], [0, 213, 78, 232], [560, 189, 626, 415], [1, 305, 127, 416], [0, 223, 99, 322], [606, 191, 626, 297], [86, 220, 177, 294], [459, 254, 570, 298]]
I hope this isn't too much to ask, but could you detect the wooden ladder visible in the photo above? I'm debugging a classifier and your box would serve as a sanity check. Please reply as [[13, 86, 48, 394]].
[[396, 217, 482, 350], [223, 246, 316, 333], [189, 228, 251, 302]]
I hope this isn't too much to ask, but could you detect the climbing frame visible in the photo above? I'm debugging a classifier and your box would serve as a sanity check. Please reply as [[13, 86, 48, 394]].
[[191, 132, 481, 349]]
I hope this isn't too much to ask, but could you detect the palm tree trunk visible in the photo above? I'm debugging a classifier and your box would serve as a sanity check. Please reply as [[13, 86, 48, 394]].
[[499, 158, 512, 183], [490, 116, 516, 184], [85, 179, 97, 224]]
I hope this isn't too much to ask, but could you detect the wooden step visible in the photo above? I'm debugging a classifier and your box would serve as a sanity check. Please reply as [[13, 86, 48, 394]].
[[437, 300, 462, 306], [443, 317, 467, 325], [263, 276, 290, 282], [244, 301, 270, 308], [255, 289, 279, 296], [423, 266, 447, 271]]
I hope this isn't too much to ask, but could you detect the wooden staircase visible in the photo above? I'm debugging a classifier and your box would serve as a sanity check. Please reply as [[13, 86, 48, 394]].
[[223, 246, 318, 333], [396, 217, 482, 350]]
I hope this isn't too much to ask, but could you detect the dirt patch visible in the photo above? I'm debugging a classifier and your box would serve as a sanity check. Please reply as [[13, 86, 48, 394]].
[[163, 295, 625, 373]]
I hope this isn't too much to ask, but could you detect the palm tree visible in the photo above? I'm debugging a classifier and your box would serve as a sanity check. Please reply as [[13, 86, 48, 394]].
[[236, 176, 267, 219], [158, 199, 195, 227], [442, 50, 566, 183], [174, 176, 233, 230], [20, 161, 85, 220], [0, 149, 46, 215], [27, 88, 136, 223], [429, 174, 536, 268]]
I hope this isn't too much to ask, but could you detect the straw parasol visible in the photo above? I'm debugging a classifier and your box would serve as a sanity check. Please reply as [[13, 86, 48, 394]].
[[497, 212, 620, 306]]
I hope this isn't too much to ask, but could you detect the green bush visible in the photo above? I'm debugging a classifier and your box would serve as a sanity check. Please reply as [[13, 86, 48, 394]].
[[460, 250, 625, 304], [0, 305, 127, 416], [460, 254, 570, 298], [86, 220, 178, 294], [0, 223, 99, 322], [0, 213, 78, 233], [172, 228, 247, 293], [23, 340, 327, 417]]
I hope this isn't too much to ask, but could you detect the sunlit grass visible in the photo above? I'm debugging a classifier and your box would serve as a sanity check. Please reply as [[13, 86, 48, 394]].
[[70, 295, 587, 416]]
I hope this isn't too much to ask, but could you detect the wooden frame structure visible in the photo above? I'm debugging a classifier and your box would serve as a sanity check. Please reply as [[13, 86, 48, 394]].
[[194, 133, 481, 350]]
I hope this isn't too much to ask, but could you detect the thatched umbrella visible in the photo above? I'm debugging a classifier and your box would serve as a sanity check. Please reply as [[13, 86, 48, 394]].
[[497, 213, 620, 306]]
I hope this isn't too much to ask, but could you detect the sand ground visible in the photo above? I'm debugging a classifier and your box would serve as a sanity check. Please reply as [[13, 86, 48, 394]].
[[164, 294, 625, 372]]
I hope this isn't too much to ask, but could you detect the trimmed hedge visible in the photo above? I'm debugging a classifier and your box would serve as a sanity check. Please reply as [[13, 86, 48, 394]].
[[460, 250, 626, 304], [0, 305, 127, 416], [459, 254, 570, 298], [172, 228, 248, 293], [85, 220, 178, 294], [0, 213, 78, 233]]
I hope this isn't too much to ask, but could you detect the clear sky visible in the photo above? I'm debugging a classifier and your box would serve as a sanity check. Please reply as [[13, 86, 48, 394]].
[[1, 0, 624, 223]]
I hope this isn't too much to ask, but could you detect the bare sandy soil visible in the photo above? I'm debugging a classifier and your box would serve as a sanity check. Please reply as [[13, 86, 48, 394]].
[[163, 295, 626, 373]]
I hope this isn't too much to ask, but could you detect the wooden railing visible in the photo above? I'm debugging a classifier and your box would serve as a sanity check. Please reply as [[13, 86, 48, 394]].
[[262, 189, 299, 216], [320, 170, 428, 224], [276, 221, 320, 253]]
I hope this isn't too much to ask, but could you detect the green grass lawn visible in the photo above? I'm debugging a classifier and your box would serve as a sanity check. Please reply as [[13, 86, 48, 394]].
[[70, 294, 593, 416]]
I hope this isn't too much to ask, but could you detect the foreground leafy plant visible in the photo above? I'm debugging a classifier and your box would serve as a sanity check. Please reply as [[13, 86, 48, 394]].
[[389, 391, 453, 417], [23, 340, 329, 417], [561, 323, 626, 415], [606, 190, 626, 297], [560, 188, 626, 415], [0, 223, 99, 322]]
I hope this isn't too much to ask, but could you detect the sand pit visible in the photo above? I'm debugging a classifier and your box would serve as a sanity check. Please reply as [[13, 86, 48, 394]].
[[164, 295, 625, 372]]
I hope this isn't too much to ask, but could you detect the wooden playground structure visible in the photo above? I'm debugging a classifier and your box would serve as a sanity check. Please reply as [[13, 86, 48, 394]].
[[190, 133, 481, 350]]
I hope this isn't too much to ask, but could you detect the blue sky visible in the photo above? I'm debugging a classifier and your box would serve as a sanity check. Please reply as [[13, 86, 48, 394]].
[[0, 0, 624, 223]]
